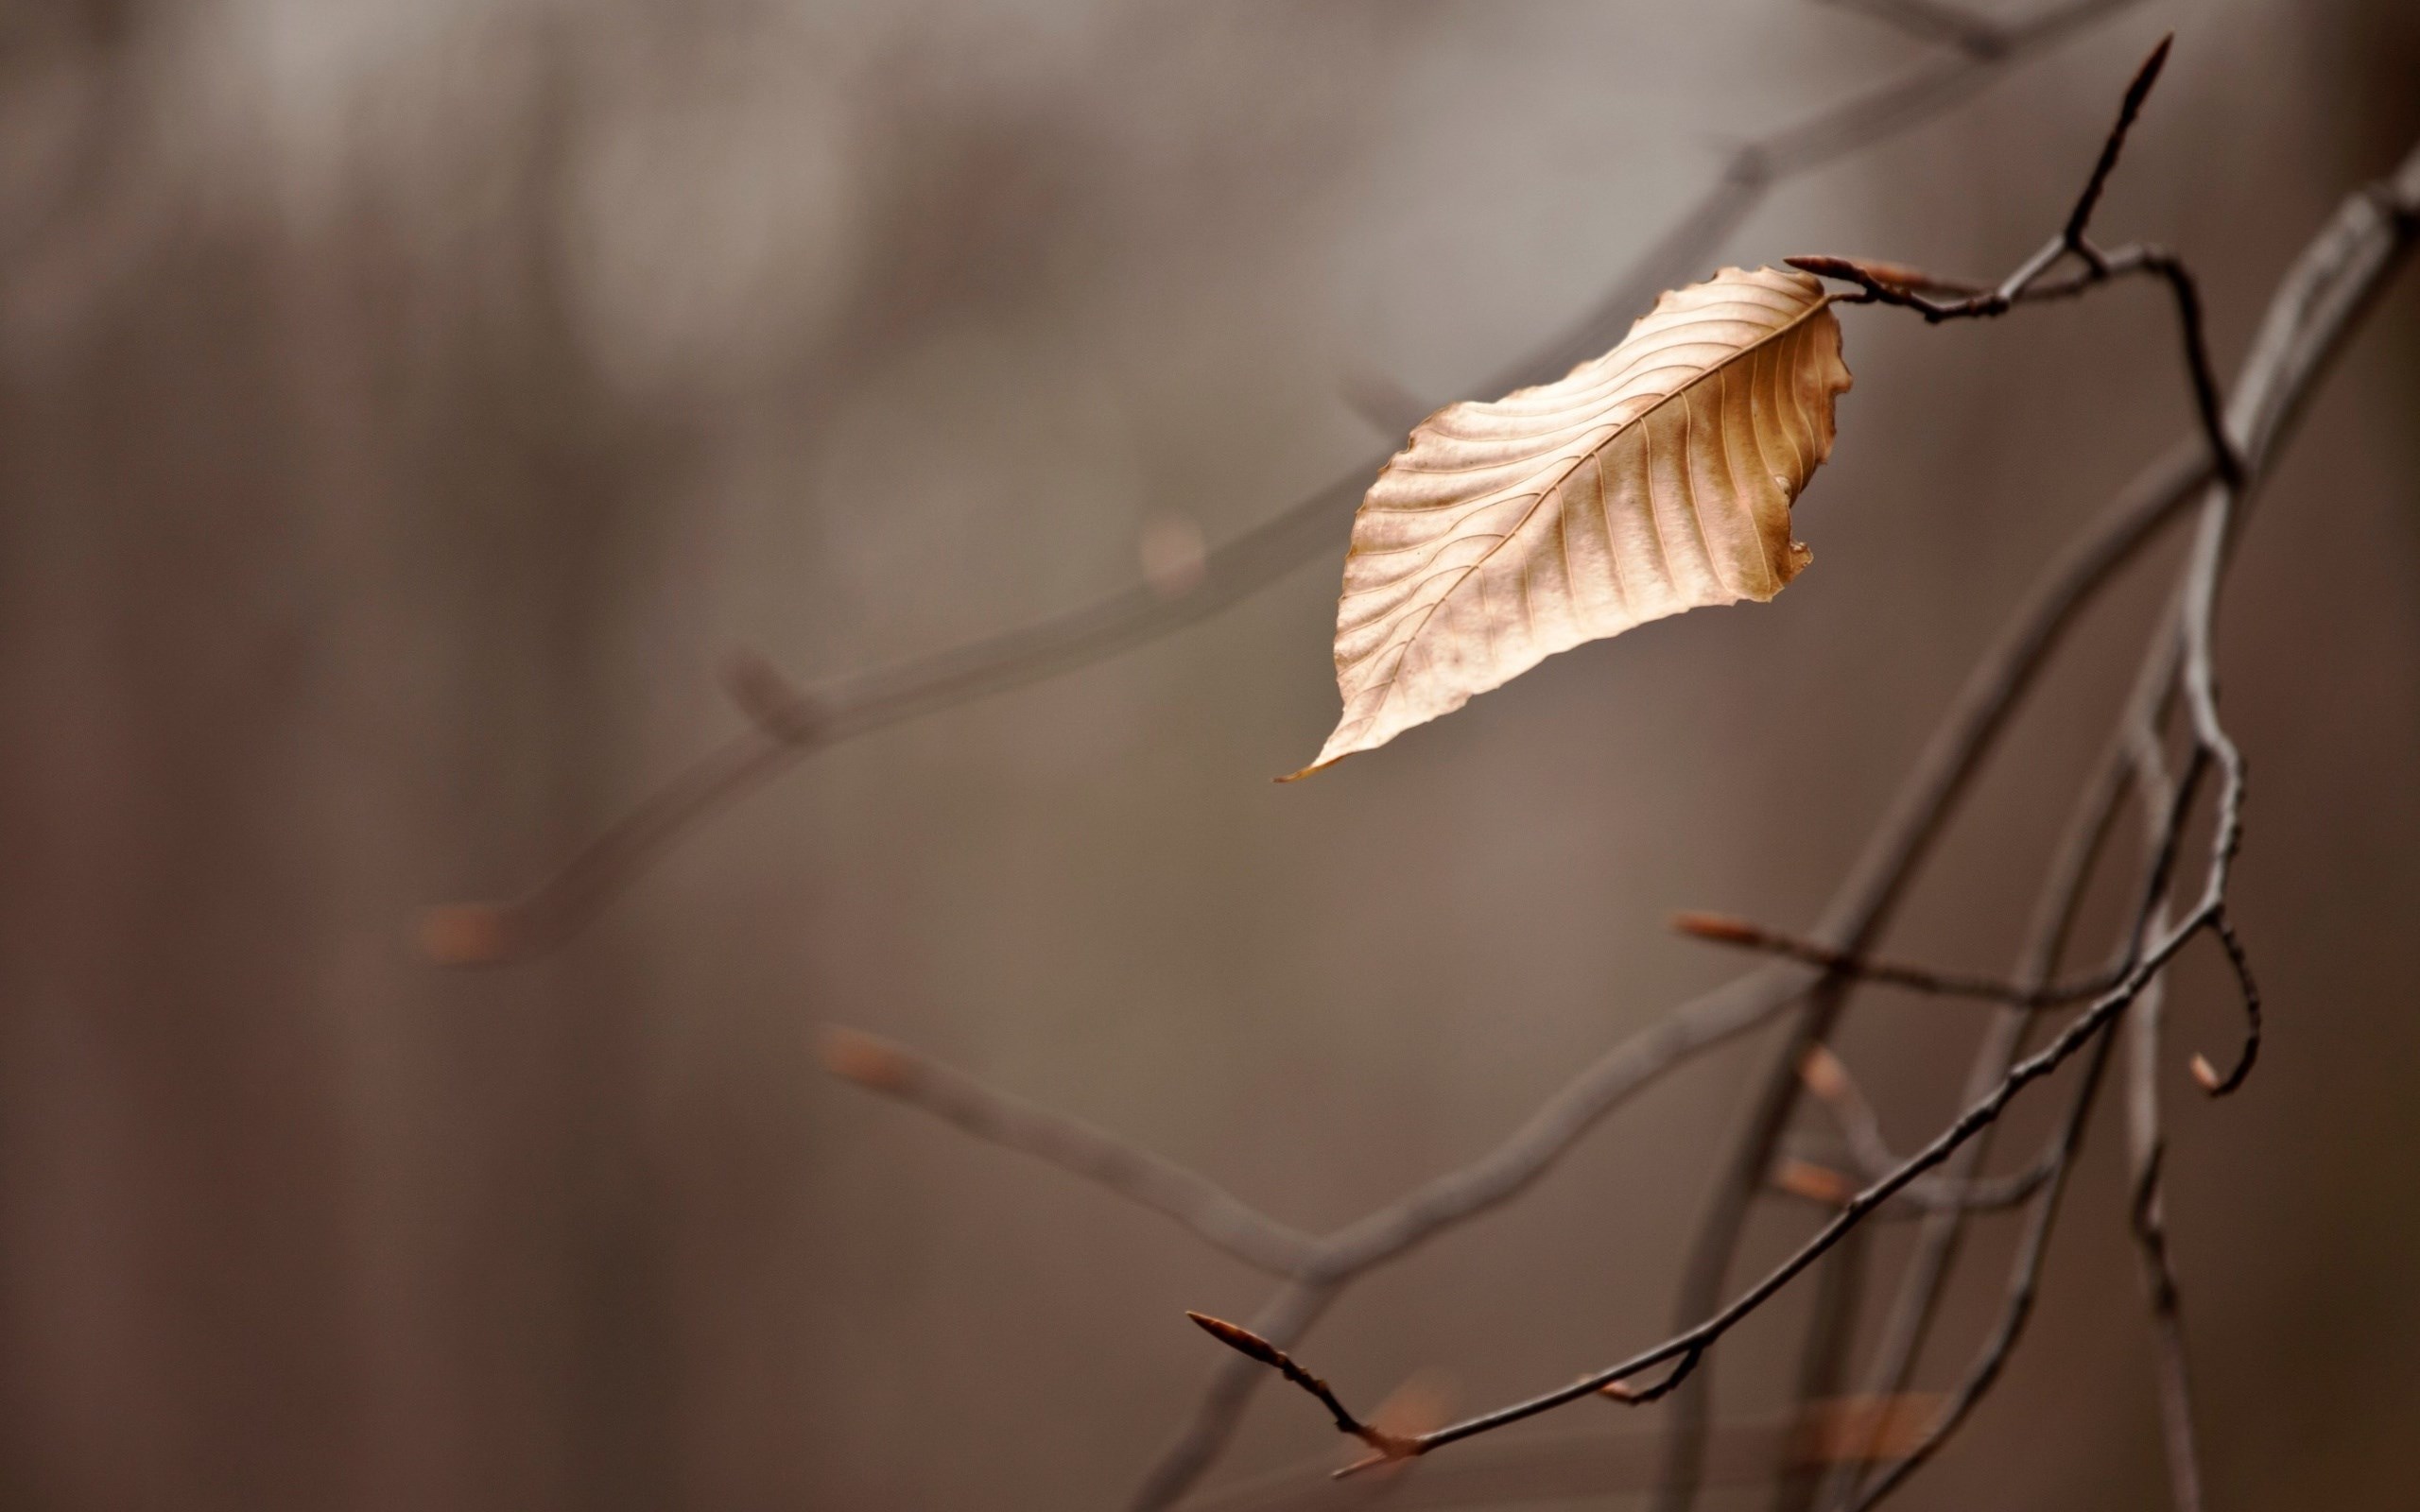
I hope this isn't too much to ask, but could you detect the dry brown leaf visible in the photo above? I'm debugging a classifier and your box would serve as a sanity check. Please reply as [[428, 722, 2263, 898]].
[[1288, 266, 1851, 779]]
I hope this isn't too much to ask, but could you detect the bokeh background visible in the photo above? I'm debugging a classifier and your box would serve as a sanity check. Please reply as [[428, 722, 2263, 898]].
[[3, 1, 2416, 1508]]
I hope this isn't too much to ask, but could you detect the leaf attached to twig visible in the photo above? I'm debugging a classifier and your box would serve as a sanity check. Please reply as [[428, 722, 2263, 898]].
[[1288, 266, 1852, 779]]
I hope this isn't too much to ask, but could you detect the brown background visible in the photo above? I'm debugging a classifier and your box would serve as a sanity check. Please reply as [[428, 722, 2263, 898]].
[[2, 1, 2415, 1508]]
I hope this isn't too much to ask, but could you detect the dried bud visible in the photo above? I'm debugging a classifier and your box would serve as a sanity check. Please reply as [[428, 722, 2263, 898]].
[[819, 1027, 923, 1093], [1798, 1044, 1853, 1103], [1672, 911, 1762, 946], [1772, 1158, 1858, 1207], [420, 904, 514, 966], [1185, 1312, 1285, 1369]]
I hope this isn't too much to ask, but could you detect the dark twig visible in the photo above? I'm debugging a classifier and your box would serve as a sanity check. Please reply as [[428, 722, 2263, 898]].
[[428, 0, 2148, 962], [2064, 32, 2169, 248], [1672, 912, 2125, 1007], [2190, 912, 2261, 1093], [1175, 1398, 1947, 1512], [1186, 1314, 1415, 1465]]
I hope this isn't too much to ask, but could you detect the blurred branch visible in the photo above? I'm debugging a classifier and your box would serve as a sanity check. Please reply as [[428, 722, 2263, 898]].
[[817, 1028, 1322, 1277], [427, 0, 2148, 961], [1815, 0, 2013, 59]]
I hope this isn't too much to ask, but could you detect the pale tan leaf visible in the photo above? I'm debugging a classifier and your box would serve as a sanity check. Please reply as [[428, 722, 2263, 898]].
[[1288, 266, 1852, 779]]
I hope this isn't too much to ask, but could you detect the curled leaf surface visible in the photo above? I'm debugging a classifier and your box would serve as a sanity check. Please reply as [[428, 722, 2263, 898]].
[[1291, 266, 1851, 779]]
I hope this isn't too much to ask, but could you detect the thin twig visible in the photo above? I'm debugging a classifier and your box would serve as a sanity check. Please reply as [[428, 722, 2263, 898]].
[[1186, 1314, 1415, 1463], [1673, 912, 2124, 1007], [1789, 1046, 2056, 1212], [1173, 1397, 1947, 1512], [817, 1028, 1321, 1277]]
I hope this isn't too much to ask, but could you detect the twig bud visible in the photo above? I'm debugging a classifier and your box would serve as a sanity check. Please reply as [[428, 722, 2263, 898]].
[[1185, 1312, 1286, 1369], [1798, 1044, 1854, 1104], [1671, 910, 1762, 946], [419, 903, 515, 966], [820, 1027, 924, 1093], [1772, 1158, 1858, 1207]]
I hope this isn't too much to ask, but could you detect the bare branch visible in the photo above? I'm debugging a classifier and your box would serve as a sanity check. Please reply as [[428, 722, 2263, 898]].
[[818, 1028, 1321, 1277], [2063, 33, 2170, 248]]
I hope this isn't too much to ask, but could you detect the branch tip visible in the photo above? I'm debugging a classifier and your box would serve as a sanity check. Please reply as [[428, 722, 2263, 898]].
[[1773, 1157, 1859, 1207], [2065, 32, 2174, 247], [1185, 1312, 1285, 1368]]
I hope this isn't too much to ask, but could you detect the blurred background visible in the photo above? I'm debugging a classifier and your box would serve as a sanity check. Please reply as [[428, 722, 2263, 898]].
[[2, 1, 2415, 1508]]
